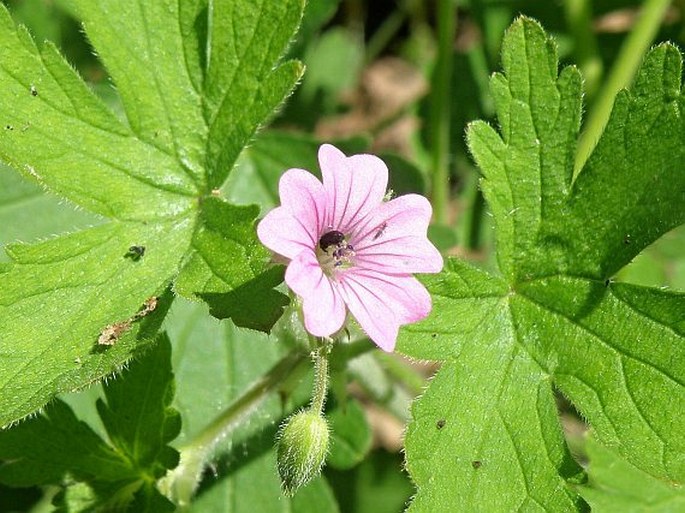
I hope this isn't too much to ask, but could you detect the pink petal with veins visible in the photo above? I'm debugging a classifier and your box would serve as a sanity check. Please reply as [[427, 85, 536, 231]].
[[354, 236, 443, 274], [318, 144, 388, 232], [339, 270, 432, 351], [257, 206, 314, 260], [352, 194, 433, 246], [279, 168, 327, 240], [285, 250, 346, 337]]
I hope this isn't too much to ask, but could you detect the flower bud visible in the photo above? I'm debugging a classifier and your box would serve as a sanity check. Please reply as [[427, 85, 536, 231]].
[[277, 410, 329, 496]]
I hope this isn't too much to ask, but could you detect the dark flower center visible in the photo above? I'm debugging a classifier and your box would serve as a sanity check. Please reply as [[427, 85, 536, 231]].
[[319, 230, 345, 251], [317, 230, 355, 274]]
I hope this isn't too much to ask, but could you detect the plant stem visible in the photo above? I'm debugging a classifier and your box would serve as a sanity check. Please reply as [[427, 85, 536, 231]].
[[162, 337, 368, 506], [462, 172, 486, 250], [564, 0, 603, 98], [428, 0, 457, 224], [162, 350, 308, 507], [366, 5, 406, 64], [309, 343, 330, 415], [574, 0, 671, 176]]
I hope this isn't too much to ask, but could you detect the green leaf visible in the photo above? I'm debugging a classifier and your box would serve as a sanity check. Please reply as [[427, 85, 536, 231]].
[[402, 261, 585, 511], [199, 266, 290, 334], [327, 399, 372, 470], [0, 399, 132, 487], [0, 335, 178, 511], [578, 439, 685, 512], [97, 334, 180, 480], [0, 0, 304, 426], [399, 17, 685, 512], [0, 163, 99, 255], [326, 449, 414, 513], [174, 197, 289, 332], [0, 221, 187, 426], [619, 225, 685, 290]]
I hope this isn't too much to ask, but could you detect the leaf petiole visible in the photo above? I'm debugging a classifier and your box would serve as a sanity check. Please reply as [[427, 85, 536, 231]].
[[161, 350, 309, 506]]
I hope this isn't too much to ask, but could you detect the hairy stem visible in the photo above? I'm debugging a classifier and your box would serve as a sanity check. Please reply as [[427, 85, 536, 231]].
[[161, 350, 309, 507], [309, 342, 331, 415], [161, 337, 375, 507]]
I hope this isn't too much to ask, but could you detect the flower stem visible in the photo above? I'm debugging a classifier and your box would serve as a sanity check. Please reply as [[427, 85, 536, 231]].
[[161, 350, 309, 507], [309, 341, 331, 415], [428, 0, 457, 224], [574, 0, 671, 176]]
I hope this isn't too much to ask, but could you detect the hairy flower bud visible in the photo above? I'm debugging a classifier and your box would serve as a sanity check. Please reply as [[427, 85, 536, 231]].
[[277, 410, 329, 496]]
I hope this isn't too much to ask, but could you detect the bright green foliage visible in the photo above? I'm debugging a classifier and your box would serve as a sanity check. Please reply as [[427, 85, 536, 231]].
[[398, 18, 685, 512], [97, 337, 181, 484], [174, 197, 290, 332], [0, 0, 304, 426], [0, 164, 99, 254], [0, 336, 178, 512], [578, 439, 685, 512], [620, 225, 685, 289]]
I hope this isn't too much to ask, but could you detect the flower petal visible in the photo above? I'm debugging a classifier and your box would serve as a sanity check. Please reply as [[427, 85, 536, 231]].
[[352, 194, 433, 246], [353, 236, 443, 274], [349, 194, 442, 274], [257, 207, 313, 260], [279, 168, 327, 240], [318, 144, 388, 233], [339, 270, 432, 351], [285, 250, 346, 337]]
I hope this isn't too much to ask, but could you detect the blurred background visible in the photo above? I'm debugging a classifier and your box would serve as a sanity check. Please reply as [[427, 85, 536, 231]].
[[1, 1, 684, 512]]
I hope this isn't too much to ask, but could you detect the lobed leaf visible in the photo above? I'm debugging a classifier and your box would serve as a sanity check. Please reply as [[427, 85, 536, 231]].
[[401, 260, 584, 512], [0, 0, 305, 426], [0, 335, 178, 511], [174, 197, 290, 332], [400, 17, 685, 512], [0, 224, 187, 425]]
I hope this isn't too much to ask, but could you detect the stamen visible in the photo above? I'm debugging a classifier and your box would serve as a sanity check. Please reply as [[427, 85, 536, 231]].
[[318, 230, 355, 273]]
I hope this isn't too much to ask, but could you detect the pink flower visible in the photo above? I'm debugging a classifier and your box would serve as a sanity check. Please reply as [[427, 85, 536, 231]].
[[257, 144, 443, 351]]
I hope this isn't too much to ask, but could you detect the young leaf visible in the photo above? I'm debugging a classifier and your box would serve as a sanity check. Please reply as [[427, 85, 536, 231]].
[[398, 17, 685, 512], [0, 335, 178, 511], [578, 439, 685, 512], [173, 197, 290, 332], [0, 0, 304, 426], [96, 334, 181, 481]]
